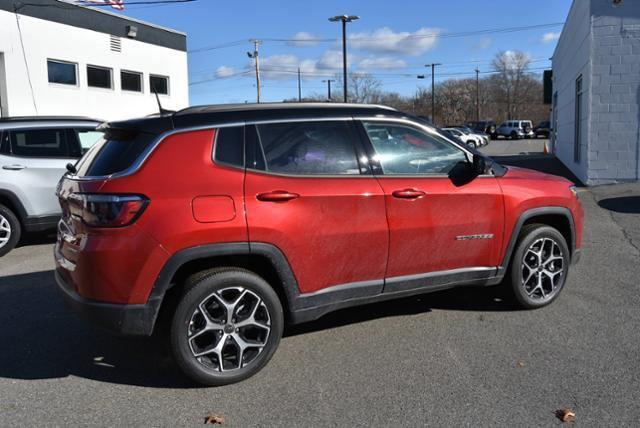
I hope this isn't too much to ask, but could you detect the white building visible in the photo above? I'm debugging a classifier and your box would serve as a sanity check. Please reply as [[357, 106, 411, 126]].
[[552, 0, 640, 184], [0, 0, 189, 121]]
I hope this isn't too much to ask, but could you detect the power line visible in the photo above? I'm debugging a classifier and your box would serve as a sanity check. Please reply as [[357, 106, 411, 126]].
[[190, 22, 564, 52]]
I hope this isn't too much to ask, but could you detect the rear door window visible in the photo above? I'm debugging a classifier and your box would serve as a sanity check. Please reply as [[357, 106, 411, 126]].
[[255, 121, 361, 175], [8, 128, 71, 158]]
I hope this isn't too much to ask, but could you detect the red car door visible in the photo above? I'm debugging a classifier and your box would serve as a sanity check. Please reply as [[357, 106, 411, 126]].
[[244, 120, 389, 297], [358, 119, 504, 292]]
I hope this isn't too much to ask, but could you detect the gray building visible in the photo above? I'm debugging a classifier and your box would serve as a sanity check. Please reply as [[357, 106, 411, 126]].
[[552, 0, 640, 184]]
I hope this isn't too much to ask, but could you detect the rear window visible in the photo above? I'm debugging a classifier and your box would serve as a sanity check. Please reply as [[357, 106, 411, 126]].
[[75, 130, 156, 176]]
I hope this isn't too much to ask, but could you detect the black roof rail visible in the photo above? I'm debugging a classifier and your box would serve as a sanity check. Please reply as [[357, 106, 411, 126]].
[[0, 116, 103, 123]]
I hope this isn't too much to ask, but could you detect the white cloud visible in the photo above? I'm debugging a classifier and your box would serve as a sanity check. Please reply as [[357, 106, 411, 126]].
[[215, 65, 235, 78], [474, 37, 492, 50], [348, 27, 440, 56], [541, 32, 561, 44], [357, 57, 406, 69], [288, 31, 321, 47], [315, 50, 345, 70]]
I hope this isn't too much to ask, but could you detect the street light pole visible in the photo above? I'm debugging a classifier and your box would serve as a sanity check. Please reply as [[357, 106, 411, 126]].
[[329, 15, 359, 103], [426, 63, 441, 125]]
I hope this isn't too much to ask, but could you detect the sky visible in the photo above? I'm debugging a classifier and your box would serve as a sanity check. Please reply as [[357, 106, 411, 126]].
[[115, 0, 574, 105]]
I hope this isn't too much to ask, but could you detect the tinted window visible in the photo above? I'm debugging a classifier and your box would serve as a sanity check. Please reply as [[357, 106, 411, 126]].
[[76, 130, 104, 154], [214, 126, 244, 167], [256, 121, 360, 175], [8, 128, 70, 158], [48, 60, 77, 85], [0, 132, 10, 154], [77, 131, 156, 176], [150, 75, 169, 95], [87, 66, 112, 89], [121, 71, 142, 92], [245, 125, 265, 171], [363, 122, 466, 175]]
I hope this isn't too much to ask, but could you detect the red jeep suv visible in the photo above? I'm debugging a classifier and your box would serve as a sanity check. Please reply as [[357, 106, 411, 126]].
[[54, 103, 583, 386]]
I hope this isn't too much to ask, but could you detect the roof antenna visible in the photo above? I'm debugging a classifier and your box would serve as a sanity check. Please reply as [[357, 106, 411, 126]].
[[153, 89, 171, 116]]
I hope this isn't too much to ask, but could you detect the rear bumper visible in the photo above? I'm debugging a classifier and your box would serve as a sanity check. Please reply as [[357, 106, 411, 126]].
[[54, 269, 161, 336]]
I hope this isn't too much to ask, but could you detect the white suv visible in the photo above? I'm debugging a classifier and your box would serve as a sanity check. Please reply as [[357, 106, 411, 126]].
[[496, 120, 534, 139], [0, 117, 103, 256]]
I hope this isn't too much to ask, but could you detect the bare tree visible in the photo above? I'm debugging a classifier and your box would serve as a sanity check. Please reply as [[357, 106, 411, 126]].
[[334, 73, 382, 103], [491, 50, 531, 120]]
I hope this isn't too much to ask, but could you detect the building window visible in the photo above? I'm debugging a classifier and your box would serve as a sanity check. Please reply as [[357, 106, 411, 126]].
[[87, 65, 113, 89], [47, 60, 77, 85], [574, 75, 582, 163], [150, 75, 169, 95], [121, 70, 142, 92]]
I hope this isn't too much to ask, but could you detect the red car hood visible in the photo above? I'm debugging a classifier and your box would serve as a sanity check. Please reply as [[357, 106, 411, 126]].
[[502, 166, 574, 185]]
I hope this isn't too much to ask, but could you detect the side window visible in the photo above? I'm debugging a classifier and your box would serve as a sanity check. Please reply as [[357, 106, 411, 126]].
[[362, 122, 466, 175], [245, 125, 266, 171], [0, 132, 10, 154], [8, 128, 70, 158], [255, 121, 360, 175], [214, 126, 244, 168], [75, 129, 104, 155]]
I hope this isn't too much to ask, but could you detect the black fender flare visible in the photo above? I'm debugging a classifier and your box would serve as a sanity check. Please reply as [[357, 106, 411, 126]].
[[498, 206, 576, 274], [149, 241, 301, 313], [0, 189, 28, 222]]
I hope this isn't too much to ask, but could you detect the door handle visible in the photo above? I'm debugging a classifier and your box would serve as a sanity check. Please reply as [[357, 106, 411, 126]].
[[392, 188, 426, 199], [256, 190, 300, 202], [2, 164, 27, 170]]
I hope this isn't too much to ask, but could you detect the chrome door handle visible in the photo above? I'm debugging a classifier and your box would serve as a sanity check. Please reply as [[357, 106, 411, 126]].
[[2, 164, 27, 170]]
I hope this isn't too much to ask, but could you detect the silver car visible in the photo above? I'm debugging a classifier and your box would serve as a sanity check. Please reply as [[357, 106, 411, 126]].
[[0, 117, 103, 256]]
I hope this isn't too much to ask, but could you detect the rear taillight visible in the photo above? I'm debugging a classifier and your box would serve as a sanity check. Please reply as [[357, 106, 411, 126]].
[[68, 193, 149, 228]]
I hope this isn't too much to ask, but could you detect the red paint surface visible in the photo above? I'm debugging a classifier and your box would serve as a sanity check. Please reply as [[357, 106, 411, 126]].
[[55, 128, 584, 305]]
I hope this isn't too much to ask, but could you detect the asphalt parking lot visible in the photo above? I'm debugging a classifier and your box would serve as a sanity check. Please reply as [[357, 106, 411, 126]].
[[1, 160, 639, 426]]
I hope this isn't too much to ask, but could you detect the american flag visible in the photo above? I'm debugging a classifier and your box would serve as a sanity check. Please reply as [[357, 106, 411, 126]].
[[78, 0, 125, 11]]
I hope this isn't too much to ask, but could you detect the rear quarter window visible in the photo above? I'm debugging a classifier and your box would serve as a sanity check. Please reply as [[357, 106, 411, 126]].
[[75, 130, 156, 176]]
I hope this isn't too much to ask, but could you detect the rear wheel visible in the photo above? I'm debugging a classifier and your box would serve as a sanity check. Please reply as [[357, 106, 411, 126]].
[[170, 268, 284, 386], [0, 204, 20, 257], [510, 131, 518, 140], [506, 224, 570, 309]]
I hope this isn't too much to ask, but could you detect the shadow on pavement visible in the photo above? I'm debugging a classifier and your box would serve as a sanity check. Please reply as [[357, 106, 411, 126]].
[[598, 196, 640, 214], [16, 231, 57, 248], [492, 154, 585, 186], [0, 270, 518, 387]]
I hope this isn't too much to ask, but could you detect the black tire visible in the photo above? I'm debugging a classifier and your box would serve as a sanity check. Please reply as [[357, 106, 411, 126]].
[[510, 131, 518, 140], [170, 267, 284, 386], [467, 141, 477, 149], [506, 224, 570, 309], [0, 204, 21, 257]]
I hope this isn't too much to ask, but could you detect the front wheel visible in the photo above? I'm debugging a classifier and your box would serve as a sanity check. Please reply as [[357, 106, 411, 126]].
[[467, 140, 477, 149], [506, 224, 570, 309], [0, 204, 21, 257], [170, 268, 284, 386]]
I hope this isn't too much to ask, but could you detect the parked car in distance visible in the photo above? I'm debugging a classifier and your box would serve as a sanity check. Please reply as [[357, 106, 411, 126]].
[[0, 116, 103, 256], [496, 120, 534, 139], [454, 126, 489, 146], [535, 121, 551, 138], [54, 103, 583, 386], [467, 120, 497, 139], [442, 127, 479, 148]]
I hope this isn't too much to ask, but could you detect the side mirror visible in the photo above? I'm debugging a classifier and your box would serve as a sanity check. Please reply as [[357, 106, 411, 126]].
[[472, 156, 486, 175]]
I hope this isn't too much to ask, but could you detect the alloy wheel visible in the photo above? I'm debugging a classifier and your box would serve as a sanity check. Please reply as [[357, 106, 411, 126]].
[[0, 214, 11, 249], [187, 286, 271, 372], [521, 237, 564, 302]]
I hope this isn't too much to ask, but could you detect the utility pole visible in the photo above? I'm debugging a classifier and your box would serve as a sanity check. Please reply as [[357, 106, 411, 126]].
[[247, 39, 261, 103], [426, 63, 441, 125], [329, 15, 359, 103], [323, 79, 336, 101], [297, 67, 302, 102], [475, 67, 480, 122]]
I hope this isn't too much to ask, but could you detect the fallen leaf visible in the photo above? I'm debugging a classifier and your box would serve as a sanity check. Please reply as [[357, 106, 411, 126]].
[[204, 414, 225, 425], [554, 408, 575, 423], [516, 360, 525, 368]]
